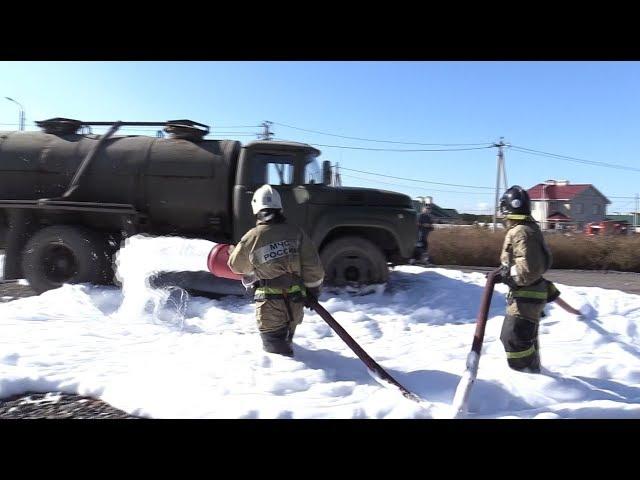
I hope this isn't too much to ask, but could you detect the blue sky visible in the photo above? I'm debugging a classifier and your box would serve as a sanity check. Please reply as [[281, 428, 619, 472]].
[[1, 61, 638, 214]]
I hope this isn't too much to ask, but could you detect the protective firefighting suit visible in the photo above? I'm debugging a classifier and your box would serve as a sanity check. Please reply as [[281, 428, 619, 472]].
[[227, 211, 325, 357], [499, 214, 558, 372]]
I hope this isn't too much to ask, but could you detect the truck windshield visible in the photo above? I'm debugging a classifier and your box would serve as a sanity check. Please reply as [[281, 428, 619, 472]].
[[304, 156, 322, 185]]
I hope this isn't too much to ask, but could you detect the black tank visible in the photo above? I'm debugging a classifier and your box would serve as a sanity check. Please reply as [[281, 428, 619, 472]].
[[0, 130, 241, 235]]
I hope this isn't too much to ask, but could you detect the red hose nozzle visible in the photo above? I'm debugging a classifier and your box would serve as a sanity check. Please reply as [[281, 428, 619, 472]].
[[207, 244, 242, 280]]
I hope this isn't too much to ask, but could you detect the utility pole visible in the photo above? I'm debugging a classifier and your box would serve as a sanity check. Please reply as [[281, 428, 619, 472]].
[[333, 162, 342, 186], [492, 138, 508, 231], [633, 193, 640, 233], [259, 121, 274, 141], [500, 151, 508, 191]]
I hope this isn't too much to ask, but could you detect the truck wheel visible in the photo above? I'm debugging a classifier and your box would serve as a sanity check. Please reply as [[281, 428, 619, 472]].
[[321, 236, 389, 286], [21, 225, 112, 294]]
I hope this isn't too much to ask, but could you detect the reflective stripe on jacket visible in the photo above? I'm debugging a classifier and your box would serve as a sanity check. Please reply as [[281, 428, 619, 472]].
[[254, 284, 306, 301]]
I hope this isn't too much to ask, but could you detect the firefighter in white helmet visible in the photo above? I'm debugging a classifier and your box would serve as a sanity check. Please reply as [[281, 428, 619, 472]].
[[228, 184, 325, 357]]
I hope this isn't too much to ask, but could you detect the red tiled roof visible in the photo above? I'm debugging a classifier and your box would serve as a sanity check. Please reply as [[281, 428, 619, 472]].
[[527, 183, 591, 200]]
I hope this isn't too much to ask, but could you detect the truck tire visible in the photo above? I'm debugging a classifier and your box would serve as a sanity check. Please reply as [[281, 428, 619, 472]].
[[21, 225, 112, 294], [320, 236, 389, 286]]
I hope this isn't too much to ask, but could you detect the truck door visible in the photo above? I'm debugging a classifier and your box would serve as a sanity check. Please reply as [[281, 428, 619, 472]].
[[233, 151, 307, 242]]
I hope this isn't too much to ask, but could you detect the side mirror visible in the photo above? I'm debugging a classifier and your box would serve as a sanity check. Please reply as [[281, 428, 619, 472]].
[[322, 160, 332, 186]]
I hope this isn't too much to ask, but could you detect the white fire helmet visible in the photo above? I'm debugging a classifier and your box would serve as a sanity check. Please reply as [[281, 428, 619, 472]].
[[251, 184, 283, 214]]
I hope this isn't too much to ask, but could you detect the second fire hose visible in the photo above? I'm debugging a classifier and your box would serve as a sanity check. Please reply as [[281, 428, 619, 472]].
[[451, 267, 500, 417]]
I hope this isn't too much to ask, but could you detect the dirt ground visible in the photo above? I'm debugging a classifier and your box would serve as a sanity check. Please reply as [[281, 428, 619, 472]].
[[0, 392, 138, 419], [437, 266, 640, 295]]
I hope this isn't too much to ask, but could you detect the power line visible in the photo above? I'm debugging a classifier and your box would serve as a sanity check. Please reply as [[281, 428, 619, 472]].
[[612, 201, 635, 209], [510, 145, 640, 173], [307, 143, 494, 153], [209, 125, 261, 129], [339, 166, 494, 190], [4, 118, 640, 173], [340, 173, 495, 195], [271, 121, 494, 147], [342, 171, 635, 202], [273, 136, 493, 152], [609, 202, 638, 207], [272, 134, 492, 152], [5, 116, 640, 184]]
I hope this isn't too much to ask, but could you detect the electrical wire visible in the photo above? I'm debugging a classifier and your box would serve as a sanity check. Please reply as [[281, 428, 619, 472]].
[[308, 143, 494, 153], [338, 166, 494, 189], [510, 145, 640, 173], [340, 173, 495, 195], [271, 121, 494, 147]]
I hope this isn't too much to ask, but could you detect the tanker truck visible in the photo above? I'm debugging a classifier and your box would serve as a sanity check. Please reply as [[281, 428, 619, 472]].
[[0, 118, 418, 294]]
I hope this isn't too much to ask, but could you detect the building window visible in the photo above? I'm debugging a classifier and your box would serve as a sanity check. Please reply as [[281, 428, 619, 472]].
[[574, 203, 583, 214], [593, 204, 600, 215]]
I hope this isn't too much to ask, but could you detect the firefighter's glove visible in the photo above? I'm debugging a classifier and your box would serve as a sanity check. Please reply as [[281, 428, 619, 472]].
[[306, 286, 321, 301], [492, 265, 508, 283], [493, 264, 517, 288]]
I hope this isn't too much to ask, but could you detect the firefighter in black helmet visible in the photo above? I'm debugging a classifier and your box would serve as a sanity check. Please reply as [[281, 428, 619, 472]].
[[495, 185, 558, 373]]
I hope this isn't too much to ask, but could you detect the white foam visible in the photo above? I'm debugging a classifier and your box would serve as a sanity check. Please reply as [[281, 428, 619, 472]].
[[1, 238, 640, 418], [113, 235, 216, 326]]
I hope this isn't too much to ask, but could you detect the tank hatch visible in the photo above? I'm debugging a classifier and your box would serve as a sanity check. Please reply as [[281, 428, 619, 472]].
[[164, 119, 210, 141], [36, 118, 83, 135]]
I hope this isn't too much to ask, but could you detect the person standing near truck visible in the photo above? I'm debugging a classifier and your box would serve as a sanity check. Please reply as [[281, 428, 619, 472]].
[[228, 184, 325, 357], [415, 204, 434, 264]]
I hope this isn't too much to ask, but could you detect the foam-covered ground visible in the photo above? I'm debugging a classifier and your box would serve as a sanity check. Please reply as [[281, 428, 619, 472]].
[[1, 237, 639, 418]]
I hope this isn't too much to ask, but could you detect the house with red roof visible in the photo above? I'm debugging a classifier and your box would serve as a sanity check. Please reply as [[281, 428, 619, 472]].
[[527, 180, 610, 231]]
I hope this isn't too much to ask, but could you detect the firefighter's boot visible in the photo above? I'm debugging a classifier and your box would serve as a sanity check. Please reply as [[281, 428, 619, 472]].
[[260, 326, 294, 357]]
